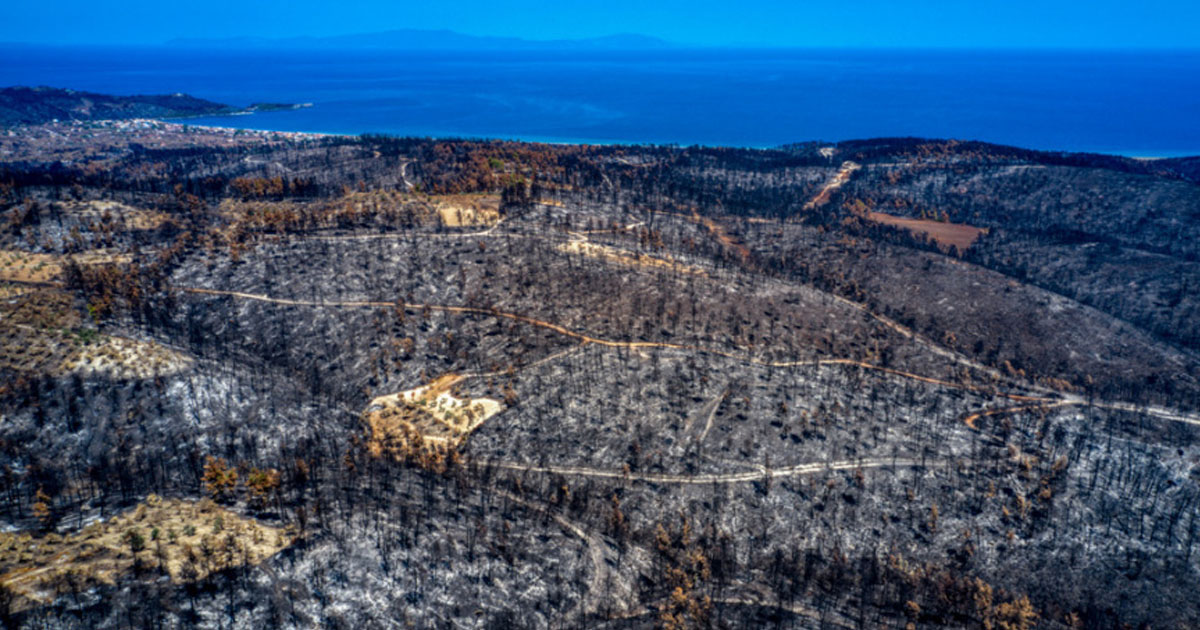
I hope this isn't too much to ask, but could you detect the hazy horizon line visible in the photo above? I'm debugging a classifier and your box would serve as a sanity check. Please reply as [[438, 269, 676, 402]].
[[3, 41, 1199, 53], [1, 27, 1199, 51]]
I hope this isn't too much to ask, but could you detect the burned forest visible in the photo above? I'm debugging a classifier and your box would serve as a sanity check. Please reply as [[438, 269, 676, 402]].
[[1, 120, 1199, 629]]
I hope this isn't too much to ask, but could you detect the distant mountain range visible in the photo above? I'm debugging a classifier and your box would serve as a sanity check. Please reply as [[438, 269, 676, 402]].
[[167, 28, 674, 51], [0, 86, 307, 126]]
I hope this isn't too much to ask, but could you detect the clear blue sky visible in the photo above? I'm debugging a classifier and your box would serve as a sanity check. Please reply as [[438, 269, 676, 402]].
[[3, 0, 1198, 48]]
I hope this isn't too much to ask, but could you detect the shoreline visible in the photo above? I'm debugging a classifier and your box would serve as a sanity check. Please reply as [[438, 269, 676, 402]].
[[10, 117, 1198, 160], [161, 102, 314, 122], [170, 119, 1200, 158]]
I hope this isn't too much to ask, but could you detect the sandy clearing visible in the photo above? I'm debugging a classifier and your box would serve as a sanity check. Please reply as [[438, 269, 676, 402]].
[[365, 373, 504, 457], [0, 496, 292, 611], [558, 240, 706, 276], [63, 200, 170, 230], [866, 211, 986, 251], [61, 335, 193, 379], [0, 249, 131, 284], [433, 194, 501, 227]]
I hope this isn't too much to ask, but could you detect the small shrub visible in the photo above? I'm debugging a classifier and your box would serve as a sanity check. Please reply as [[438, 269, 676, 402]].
[[124, 529, 145, 554]]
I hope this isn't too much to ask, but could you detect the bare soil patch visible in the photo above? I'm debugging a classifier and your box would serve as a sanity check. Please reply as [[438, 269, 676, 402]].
[[63, 200, 170, 230], [0, 249, 130, 285], [866, 211, 987, 251], [432, 194, 501, 227], [0, 250, 62, 284], [558, 241, 706, 276], [0, 495, 292, 611], [0, 288, 189, 378], [62, 335, 192, 378], [365, 373, 503, 461]]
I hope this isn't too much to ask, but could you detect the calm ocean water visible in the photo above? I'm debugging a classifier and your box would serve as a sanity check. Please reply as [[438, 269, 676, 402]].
[[3, 46, 1199, 156]]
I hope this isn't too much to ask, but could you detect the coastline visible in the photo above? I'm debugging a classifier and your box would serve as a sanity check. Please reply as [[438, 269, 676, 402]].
[[161, 102, 313, 122], [167, 118, 1200, 158], [7, 47, 1198, 159], [10, 116, 1196, 160]]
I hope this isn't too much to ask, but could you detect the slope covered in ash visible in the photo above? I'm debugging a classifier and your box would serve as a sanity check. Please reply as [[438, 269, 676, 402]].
[[0, 123, 1198, 629]]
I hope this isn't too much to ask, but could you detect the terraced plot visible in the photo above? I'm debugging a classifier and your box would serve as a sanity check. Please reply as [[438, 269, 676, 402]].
[[0, 496, 293, 612]]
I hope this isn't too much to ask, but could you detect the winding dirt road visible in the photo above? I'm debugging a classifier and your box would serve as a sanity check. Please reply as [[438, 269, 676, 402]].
[[178, 288, 1200, 432], [961, 397, 1200, 430], [177, 286, 1041, 400], [803, 161, 861, 210], [488, 457, 943, 485], [496, 489, 637, 619]]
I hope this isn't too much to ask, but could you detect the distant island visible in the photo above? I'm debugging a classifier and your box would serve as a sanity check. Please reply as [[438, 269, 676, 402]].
[[168, 28, 673, 51], [0, 86, 309, 126]]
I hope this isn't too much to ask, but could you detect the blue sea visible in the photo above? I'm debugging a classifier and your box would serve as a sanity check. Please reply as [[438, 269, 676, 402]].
[[3, 46, 1199, 156]]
